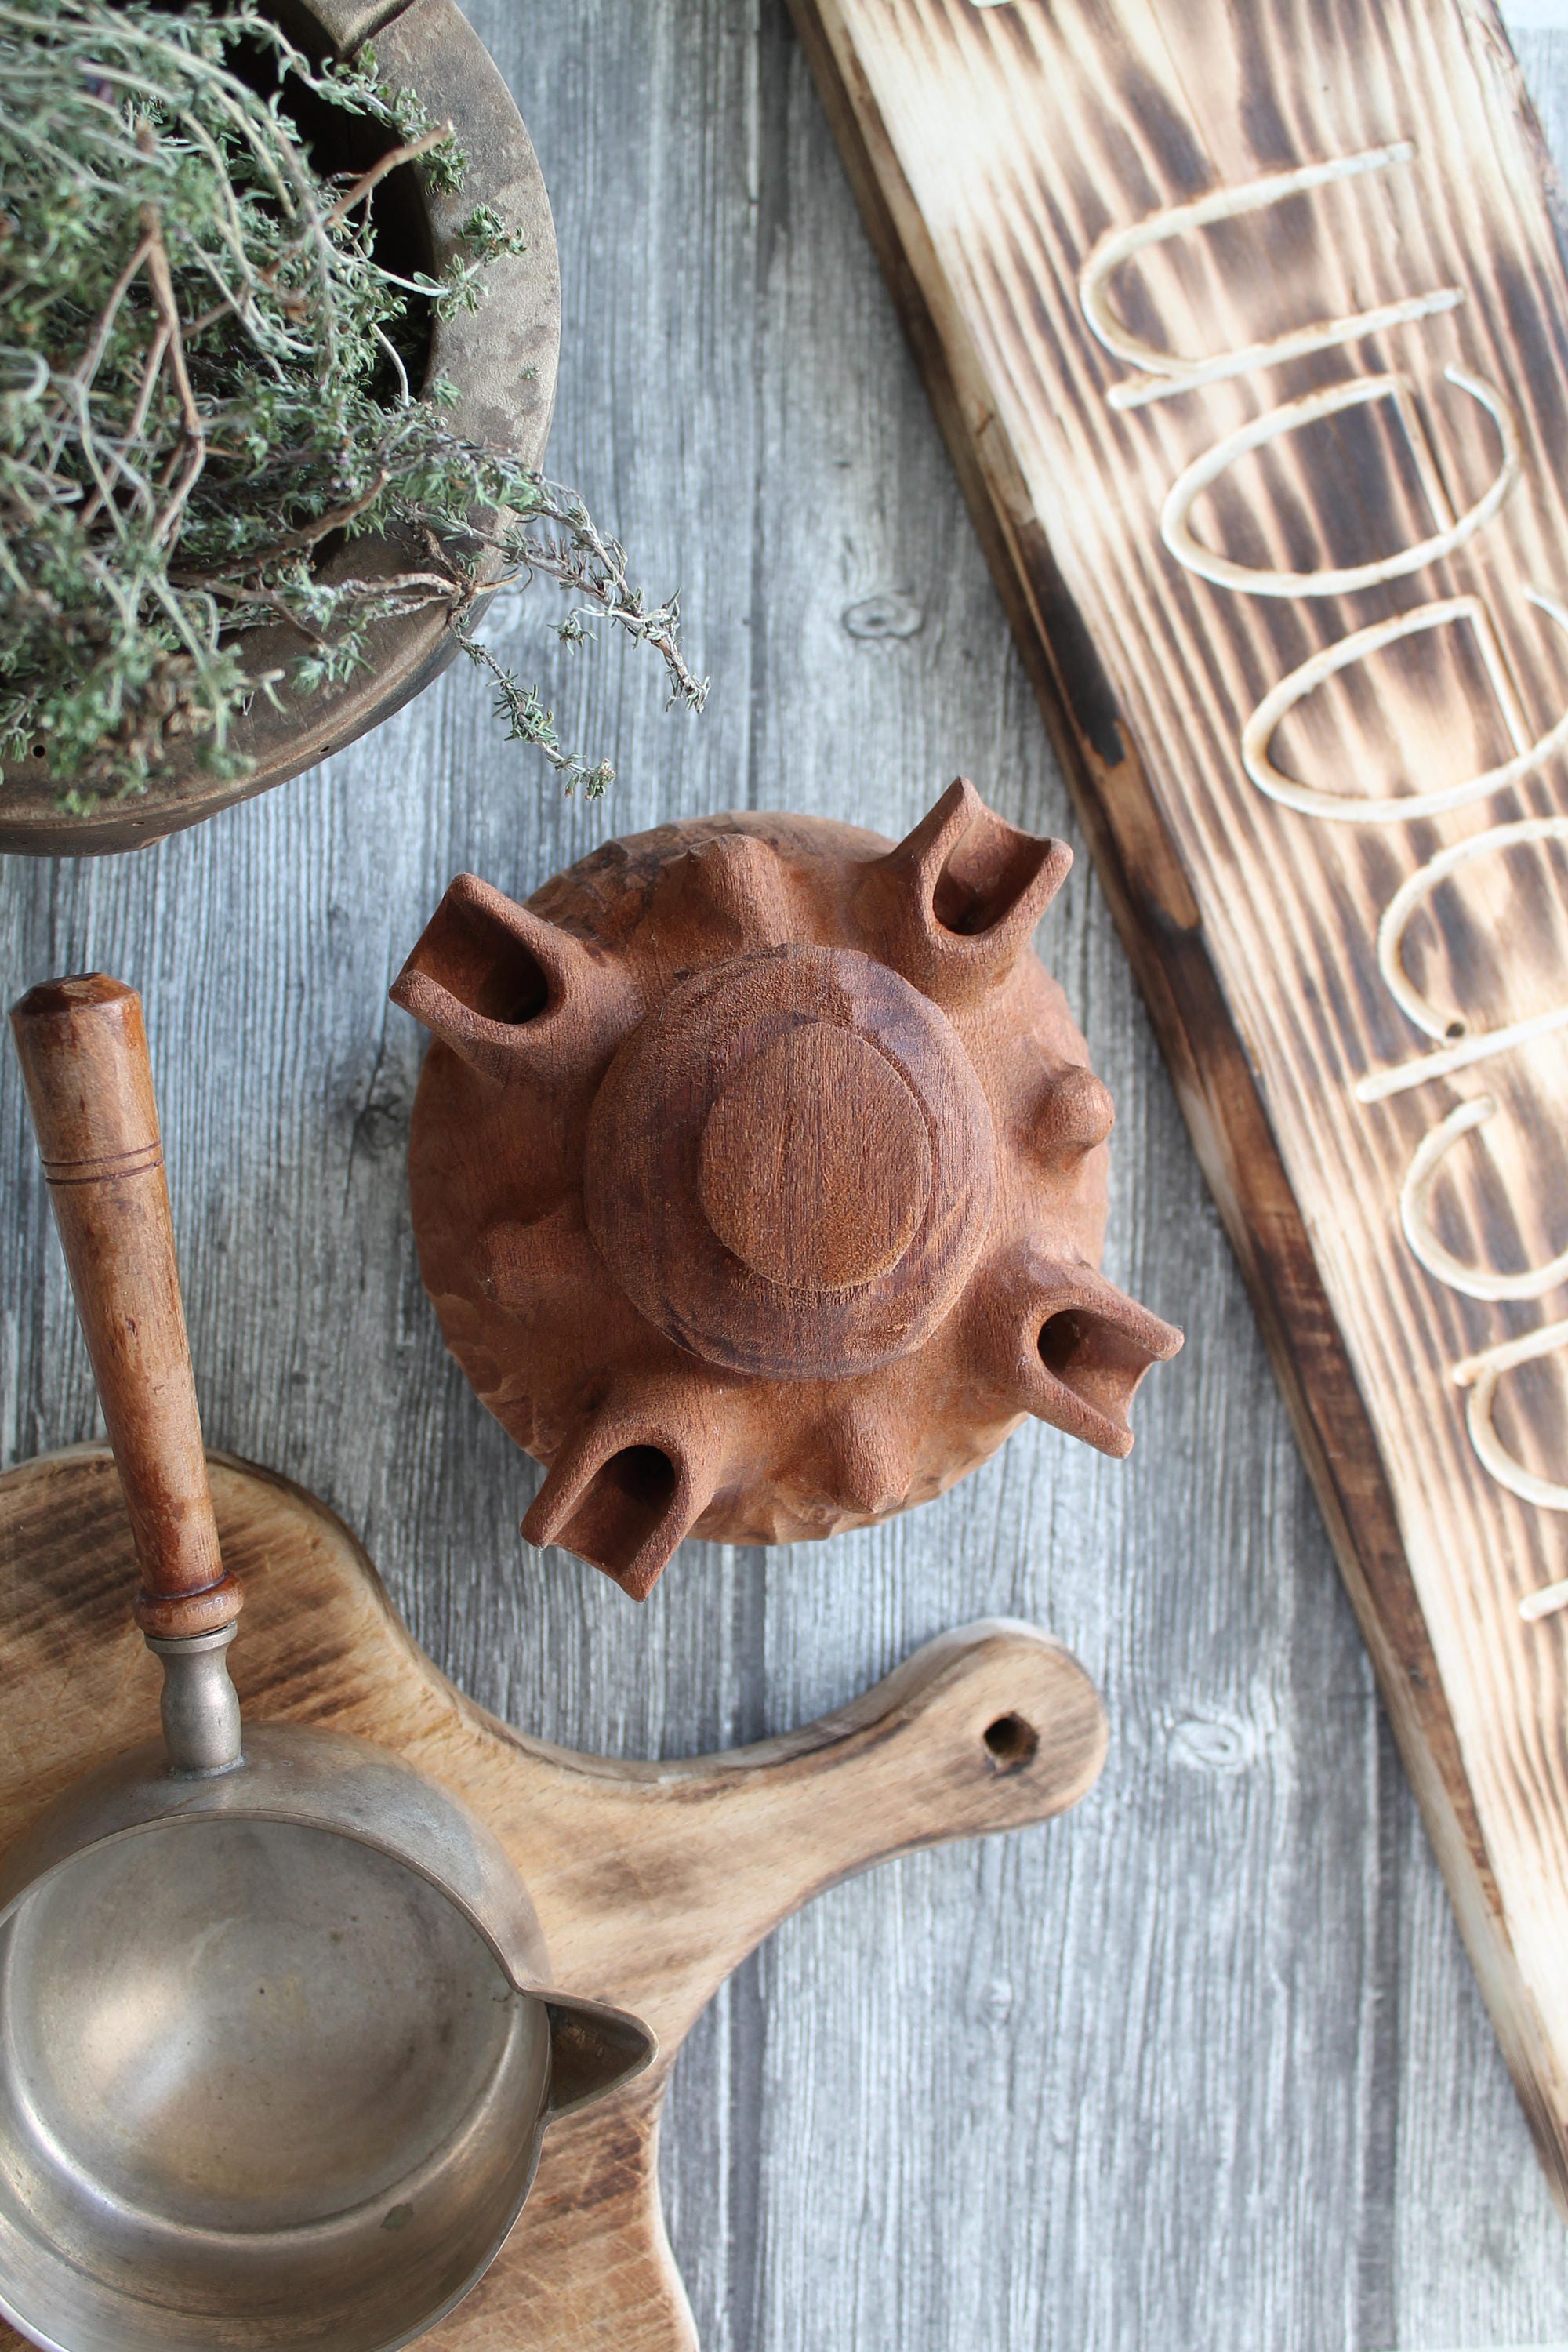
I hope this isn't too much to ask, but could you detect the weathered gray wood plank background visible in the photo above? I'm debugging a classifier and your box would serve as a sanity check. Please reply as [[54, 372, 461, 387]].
[[3, 6, 1567, 2346]]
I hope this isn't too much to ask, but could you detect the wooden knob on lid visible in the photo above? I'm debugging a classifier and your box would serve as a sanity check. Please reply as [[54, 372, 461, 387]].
[[696, 1023, 933, 1291], [583, 944, 997, 1381]]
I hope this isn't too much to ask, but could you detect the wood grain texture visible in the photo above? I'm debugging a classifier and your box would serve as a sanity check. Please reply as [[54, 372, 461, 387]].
[[392, 787, 1178, 1591], [786, 0, 1568, 2214], [0, 1446, 1105, 2350], [8, 978, 236, 1635], [5, 2, 1568, 2343]]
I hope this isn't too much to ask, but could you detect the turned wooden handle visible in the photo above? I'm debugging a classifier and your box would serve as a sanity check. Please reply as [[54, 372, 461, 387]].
[[9, 977, 240, 1639]]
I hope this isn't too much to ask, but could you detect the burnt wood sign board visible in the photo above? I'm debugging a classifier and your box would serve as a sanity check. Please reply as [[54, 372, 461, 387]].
[[783, 0, 1568, 2202], [0, 1450, 1105, 2351]]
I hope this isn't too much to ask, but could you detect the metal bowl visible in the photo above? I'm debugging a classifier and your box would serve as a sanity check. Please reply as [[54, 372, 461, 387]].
[[0, 1725, 651, 2352]]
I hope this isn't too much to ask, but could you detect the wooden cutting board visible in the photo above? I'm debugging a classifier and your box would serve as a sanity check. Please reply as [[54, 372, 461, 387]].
[[0, 1448, 1105, 2349], [784, 0, 1568, 2205]]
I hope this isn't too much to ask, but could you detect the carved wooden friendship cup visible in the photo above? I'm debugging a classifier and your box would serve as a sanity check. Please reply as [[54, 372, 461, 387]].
[[393, 781, 1182, 1596]]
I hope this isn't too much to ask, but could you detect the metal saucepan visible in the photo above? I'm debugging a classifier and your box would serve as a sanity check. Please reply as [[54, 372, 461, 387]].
[[0, 975, 655, 2352]]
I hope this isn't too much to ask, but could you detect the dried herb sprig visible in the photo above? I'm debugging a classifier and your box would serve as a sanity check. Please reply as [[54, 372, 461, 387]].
[[0, 0, 705, 805]]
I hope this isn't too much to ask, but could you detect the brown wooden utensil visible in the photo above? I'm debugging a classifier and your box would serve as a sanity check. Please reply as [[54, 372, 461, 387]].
[[0, 975, 653, 2352]]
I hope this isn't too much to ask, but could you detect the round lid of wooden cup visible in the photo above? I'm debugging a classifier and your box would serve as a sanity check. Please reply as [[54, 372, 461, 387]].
[[583, 945, 996, 1380]]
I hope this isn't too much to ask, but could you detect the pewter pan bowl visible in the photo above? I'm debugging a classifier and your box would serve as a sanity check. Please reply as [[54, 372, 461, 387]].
[[0, 1725, 652, 2352]]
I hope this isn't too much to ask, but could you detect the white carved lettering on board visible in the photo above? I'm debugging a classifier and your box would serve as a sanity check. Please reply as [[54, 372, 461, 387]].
[[1078, 145, 1462, 411], [1079, 144, 1568, 1616]]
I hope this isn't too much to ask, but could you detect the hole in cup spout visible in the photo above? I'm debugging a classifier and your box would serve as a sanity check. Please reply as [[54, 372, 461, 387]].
[[403, 882, 550, 1027], [556, 1446, 680, 1582], [931, 811, 1058, 938]]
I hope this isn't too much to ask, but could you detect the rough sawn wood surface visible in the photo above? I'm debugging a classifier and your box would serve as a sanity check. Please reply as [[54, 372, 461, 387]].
[[3, 3, 1568, 2347]]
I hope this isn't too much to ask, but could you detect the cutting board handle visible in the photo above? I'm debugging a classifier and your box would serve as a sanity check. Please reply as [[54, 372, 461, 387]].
[[9, 976, 241, 1639]]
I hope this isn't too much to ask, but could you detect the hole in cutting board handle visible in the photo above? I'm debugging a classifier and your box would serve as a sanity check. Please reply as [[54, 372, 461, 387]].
[[982, 1713, 1039, 1772]]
